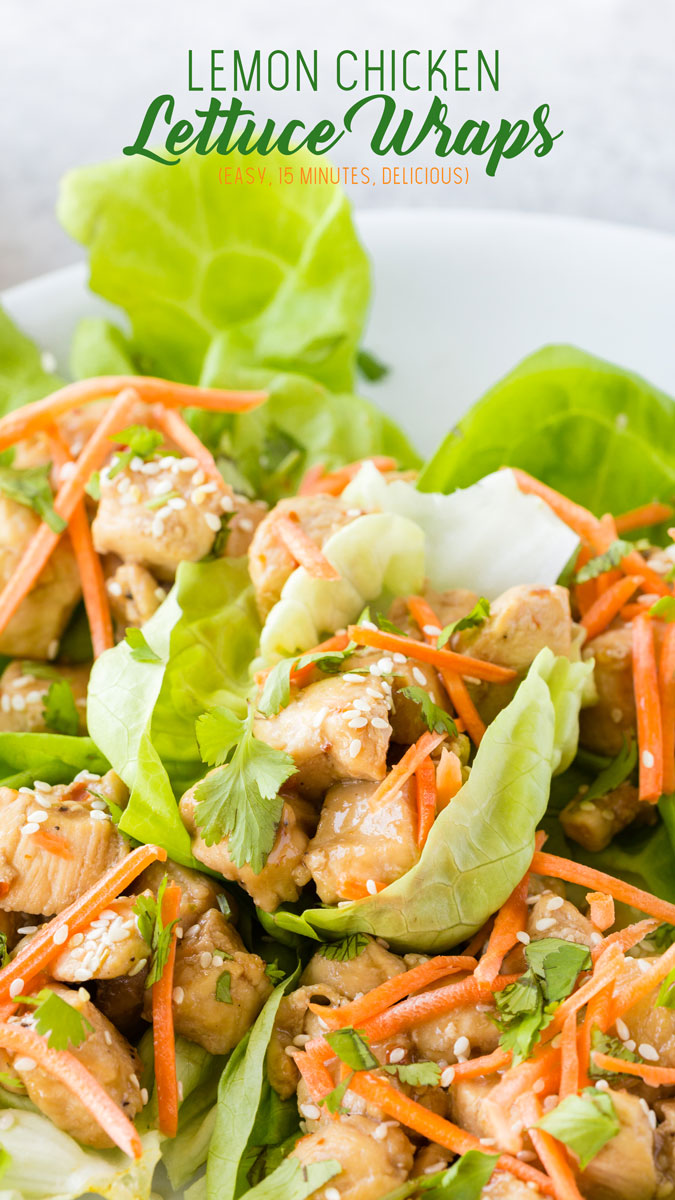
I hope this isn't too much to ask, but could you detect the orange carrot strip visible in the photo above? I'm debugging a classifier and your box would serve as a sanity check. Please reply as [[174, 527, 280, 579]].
[[340, 880, 387, 900], [152, 882, 181, 1139], [586, 891, 615, 932], [291, 632, 350, 689], [577, 983, 611, 1088], [313, 955, 478, 1031], [291, 1047, 335, 1101], [527, 1115, 584, 1200], [615, 501, 674, 534], [436, 747, 463, 811], [592, 918, 658, 963], [559, 1012, 579, 1099], [574, 545, 599, 618], [30, 829, 74, 860], [0, 843, 166, 1001], [347, 625, 517, 684], [0, 377, 267, 451], [150, 405, 223, 487], [609, 937, 675, 1023], [659, 621, 675, 795], [274, 514, 340, 580], [415, 756, 437, 848], [580, 576, 642, 641], [475, 872, 530, 985], [0, 388, 138, 640], [621, 603, 650, 621], [297, 462, 326, 495], [530, 851, 675, 925], [0, 1021, 142, 1158], [633, 614, 664, 802], [301, 456, 398, 496], [406, 595, 486, 745], [368, 730, 447, 810], [592, 1052, 675, 1088], [487, 1048, 561, 1111], [450, 1046, 513, 1081], [464, 918, 494, 959], [361, 973, 519, 1043], [348, 1072, 554, 1194]]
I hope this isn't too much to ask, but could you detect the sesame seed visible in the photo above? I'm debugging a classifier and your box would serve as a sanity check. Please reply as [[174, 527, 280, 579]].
[[173, 987, 185, 1005], [453, 1035, 470, 1057], [177, 457, 198, 472], [199, 951, 213, 969], [212, 955, 224, 966], [423, 624, 442, 637], [624, 1038, 636, 1052], [25, 691, 43, 705], [590, 932, 603, 947], [74, 967, 90, 981], [11, 695, 26, 712], [516, 931, 531, 945], [153, 479, 173, 495], [299, 1103, 321, 1120], [151, 516, 164, 538], [14, 1056, 36, 1072], [392, 652, 407, 664], [389, 1047, 405, 1063], [33, 780, 51, 792], [373, 1123, 390, 1141], [90, 809, 109, 822], [547, 896, 564, 910], [325, 1189, 341, 1200], [90, 799, 107, 811], [639, 1042, 659, 1061], [204, 512, 221, 532], [27, 810, 48, 824], [642, 750, 655, 769], [648, 1108, 657, 1130], [141, 1088, 149, 1106], [366, 879, 378, 895], [311, 707, 329, 729], [615, 1019, 630, 1041], [637, 959, 652, 973], [191, 488, 206, 506], [0, 696, 9, 713], [480, 1137, 497, 1147], [128, 958, 148, 977], [192, 469, 206, 486], [371, 716, 389, 729], [130, 1073, 140, 1089], [47, 640, 59, 660], [53, 925, 68, 946], [378, 658, 395, 674], [594, 1078, 610, 1092], [107, 580, 123, 597], [104, 1031, 113, 1046], [21, 823, 40, 835], [412, 666, 427, 686], [17, 926, 38, 936], [440, 1066, 455, 1087], [168, 496, 187, 510], [348, 716, 368, 729], [535, 917, 557, 931], [220, 494, 234, 513], [342, 672, 363, 683], [349, 738, 362, 758]]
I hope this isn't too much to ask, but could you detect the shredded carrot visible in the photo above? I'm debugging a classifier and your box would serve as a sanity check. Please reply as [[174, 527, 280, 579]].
[[633, 614, 664, 802], [577, 983, 611, 1089], [0, 376, 268, 452], [348, 1072, 554, 1194], [313, 955, 478, 1030], [609, 937, 675, 1023], [435, 747, 464, 811], [530, 851, 675, 926], [29, 828, 74, 859], [659, 621, 675, 794], [0, 388, 139, 641], [274, 514, 340, 580], [475, 872, 529, 985], [592, 918, 658, 963], [360, 973, 518, 1043], [463, 917, 494, 959], [406, 595, 486, 745], [591, 1051, 675, 1088], [0, 1020, 142, 1158], [580, 576, 642, 641], [299, 456, 398, 496], [368, 730, 447, 810], [292, 1047, 335, 1101], [150, 404, 224, 487], [347, 625, 517, 684], [559, 1012, 579, 1099], [450, 1046, 513, 1081], [621, 603, 651, 621], [49, 429, 114, 657], [574, 545, 599, 618], [415, 756, 437, 848], [152, 882, 181, 1138], [291, 632, 350, 688], [340, 880, 387, 900], [526, 1104, 584, 1200], [0, 843, 166, 1001], [615, 501, 674, 534], [486, 1048, 561, 1111], [586, 891, 615, 932], [297, 462, 326, 495]]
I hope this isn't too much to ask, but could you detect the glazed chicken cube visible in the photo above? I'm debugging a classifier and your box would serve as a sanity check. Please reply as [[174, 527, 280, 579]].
[[411, 972, 500, 1064], [527, 892, 594, 948], [580, 626, 636, 756], [0, 494, 81, 659], [136, 858, 231, 931], [0, 661, 89, 734], [347, 648, 450, 746], [304, 778, 419, 905], [301, 936, 406, 999], [619, 958, 675, 1068], [580, 1089, 656, 1200], [450, 1077, 523, 1153], [254, 675, 392, 799], [180, 790, 315, 912], [223, 497, 268, 557], [483, 1173, 547, 1199], [290, 1114, 413, 1200], [268, 981, 346, 1099], [105, 562, 166, 628], [158, 908, 272, 1055], [11, 985, 143, 1148], [456, 584, 573, 670], [92, 455, 234, 579], [51, 894, 149, 982], [560, 780, 656, 853], [248, 494, 355, 620], [0, 783, 129, 915]]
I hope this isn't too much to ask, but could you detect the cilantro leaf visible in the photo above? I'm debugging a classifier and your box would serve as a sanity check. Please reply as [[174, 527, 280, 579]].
[[378, 1149, 498, 1199], [658, 966, 675, 1008], [0, 463, 66, 534], [125, 627, 162, 663], [576, 541, 633, 583], [318, 933, 370, 962], [494, 938, 590, 1064], [526, 938, 591, 1004], [319, 1071, 353, 1115], [216, 970, 233, 1004], [265, 962, 287, 986], [650, 595, 675, 622], [537, 1088, 619, 1169], [85, 470, 101, 500], [193, 709, 296, 872], [132, 875, 179, 987], [42, 679, 79, 736], [399, 686, 457, 737], [22, 989, 93, 1051], [583, 738, 637, 804], [196, 707, 248, 766], [257, 644, 358, 717], [590, 1030, 640, 1079], [0, 933, 8, 969], [0, 1069, 25, 1091], [108, 424, 163, 478], [357, 349, 390, 383], [323, 1027, 378, 1072], [437, 598, 490, 648], [383, 1060, 441, 1087]]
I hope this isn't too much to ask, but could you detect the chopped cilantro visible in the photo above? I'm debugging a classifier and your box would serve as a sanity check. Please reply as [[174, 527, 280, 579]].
[[399, 686, 457, 737], [145, 490, 181, 510], [42, 679, 79, 736], [0, 934, 8, 969], [323, 1027, 378, 1072], [133, 875, 179, 987], [436, 598, 490, 648], [125, 627, 162, 663], [537, 1088, 619, 1168], [576, 541, 633, 583], [377, 1149, 497, 1199], [356, 349, 390, 383], [257, 644, 358, 717], [318, 933, 370, 962], [0, 462, 66, 533], [85, 470, 101, 500], [20, 989, 93, 1051], [319, 1072, 353, 1115], [589, 1030, 640, 1079], [383, 1060, 441, 1087], [264, 962, 287, 986], [650, 595, 675, 622], [215, 970, 233, 1004], [494, 938, 591, 1064], [108, 425, 164, 478]]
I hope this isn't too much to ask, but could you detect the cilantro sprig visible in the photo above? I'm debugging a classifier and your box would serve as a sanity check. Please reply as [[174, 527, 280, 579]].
[[536, 1088, 619, 1168], [436, 598, 490, 648], [194, 707, 296, 872], [318, 933, 370, 962], [575, 540, 633, 583], [108, 425, 164, 479], [0, 462, 66, 534], [257, 643, 359, 717], [322, 1026, 441, 1098], [133, 875, 180, 987], [125, 627, 162, 663], [399, 686, 457, 737], [494, 938, 591, 1064], [20, 990, 93, 1051]]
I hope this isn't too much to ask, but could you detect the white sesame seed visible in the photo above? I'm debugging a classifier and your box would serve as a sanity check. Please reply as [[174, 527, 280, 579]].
[[366, 879, 378, 895], [624, 1039, 636, 1052], [480, 1137, 497, 1147], [128, 958, 148, 977], [642, 750, 655, 769], [168, 496, 187, 510], [33, 780, 51, 792], [453, 1035, 470, 1057], [130, 1074, 140, 1089], [639, 1042, 659, 1061], [325, 1189, 341, 1200], [14, 1056, 36, 1072], [371, 716, 389, 729], [349, 738, 362, 758], [220, 494, 234, 513], [547, 896, 564, 911], [423, 625, 442, 637], [412, 667, 427, 687], [17, 926, 38, 936], [25, 691, 43, 705], [141, 1087, 149, 1106], [348, 716, 368, 729], [90, 809, 109, 822], [74, 967, 90, 981], [388, 1047, 406, 1064], [47, 640, 59, 660], [173, 987, 185, 1005], [392, 652, 407, 664], [648, 1108, 657, 1130], [192, 469, 206, 486], [590, 932, 603, 947], [199, 951, 213, 969], [637, 959, 652, 973], [53, 925, 68, 946], [299, 1103, 321, 1120], [311, 707, 329, 729], [204, 512, 221, 532], [212, 955, 224, 966], [104, 1030, 113, 1045], [0, 696, 9, 713], [11, 695, 26, 712], [615, 1019, 630, 1042], [516, 931, 531, 945], [153, 478, 173, 495], [151, 516, 164, 539], [177, 457, 198, 472], [440, 1065, 455, 1087], [378, 658, 395, 674], [21, 823, 39, 835], [535, 917, 556, 931], [27, 810, 49, 824]]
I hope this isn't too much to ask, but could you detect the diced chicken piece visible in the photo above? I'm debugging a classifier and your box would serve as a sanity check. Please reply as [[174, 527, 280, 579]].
[[527, 892, 594, 948], [12, 985, 143, 1148], [254, 675, 392, 799], [0, 495, 81, 659], [305, 779, 419, 905], [92, 455, 234, 579], [347, 649, 450, 746], [655, 1099, 675, 1195], [389, 587, 480, 639], [180, 790, 315, 912], [580, 626, 636, 756], [13, 401, 122, 471], [449, 1076, 512, 1144], [155, 908, 272, 1055], [248, 495, 355, 620], [580, 1089, 656, 1200], [483, 1173, 546, 1199], [105, 562, 165, 628], [224, 497, 267, 557], [0, 661, 89, 734], [619, 958, 675, 1068], [301, 936, 406, 999], [456, 585, 573, 670], [560, 780, 656, 853], [268, 981, 346, 1099], [411, 973, 500, 1063], [136, 858, 231, 931], [95, 968, 148, 1041], [411, 1143, 452, 1177], [0, 785, 129, 915], [290, 1114, 413, 1200], [51, 894, 149, 982]]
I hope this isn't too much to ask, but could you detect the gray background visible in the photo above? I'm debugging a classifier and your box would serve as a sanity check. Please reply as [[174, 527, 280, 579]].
[[2, 0, 674, 289]]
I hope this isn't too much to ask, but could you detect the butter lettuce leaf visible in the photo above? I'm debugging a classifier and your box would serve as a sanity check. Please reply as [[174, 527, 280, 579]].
[[303, 650, 592, 951], [0, 306, 62, 418]]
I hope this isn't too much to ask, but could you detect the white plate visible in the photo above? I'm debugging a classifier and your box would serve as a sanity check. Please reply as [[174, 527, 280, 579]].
[[3, 209, 675, 457]]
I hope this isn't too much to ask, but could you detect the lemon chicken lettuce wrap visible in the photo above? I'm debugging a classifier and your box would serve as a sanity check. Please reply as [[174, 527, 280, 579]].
[[0, 149, 674, 1200]]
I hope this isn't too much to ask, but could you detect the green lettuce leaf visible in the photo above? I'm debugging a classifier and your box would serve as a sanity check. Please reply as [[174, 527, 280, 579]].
[[0, 307, 62, 418], [0, 732, 108, 790], [418, 345, 675, 525], [303, 650, 592, 951], [88, 557, 260, 863]]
